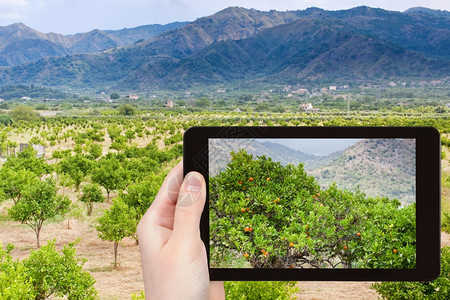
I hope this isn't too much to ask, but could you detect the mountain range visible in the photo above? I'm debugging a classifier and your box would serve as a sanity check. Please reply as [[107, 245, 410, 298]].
[[209, 138, 415, 205], [0, 22, 188, 66], [0, 6, 448, 90]]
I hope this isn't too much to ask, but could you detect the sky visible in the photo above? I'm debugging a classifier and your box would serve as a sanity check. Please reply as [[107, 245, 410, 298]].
[[256, 138, 361, 156], [0, 0, 449, 35]]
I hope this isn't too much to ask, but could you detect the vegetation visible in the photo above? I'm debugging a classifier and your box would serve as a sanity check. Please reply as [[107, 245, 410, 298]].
[[96, 198, 137, 268], [8, 178, 71, 248], [0, 240, 97, 300], [372, 247, 450, 300], [224, 281, 299, 299], [210, 150, 415, 269], [8, 105, 41, 122], [0, 92, 447, 298]]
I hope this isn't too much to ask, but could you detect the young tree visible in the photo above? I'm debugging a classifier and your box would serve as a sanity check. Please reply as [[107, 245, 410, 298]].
[[0, 168, 39, 204], [96, 198, 136, 269], [92, 156, 128, 201], [57, 154, 93, 190], [3, 147, 52, 177], [87, 142, 102, 160], [23, 239, 97, 300], [8, 179, 71, 248], [79, 183, 104, 216]]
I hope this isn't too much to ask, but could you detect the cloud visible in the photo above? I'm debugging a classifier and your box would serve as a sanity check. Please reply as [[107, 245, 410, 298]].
[[0, 0, 29, 9], [0, 0, 30, 24]]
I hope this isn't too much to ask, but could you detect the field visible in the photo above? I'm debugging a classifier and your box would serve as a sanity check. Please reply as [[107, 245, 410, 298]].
[[0, 109, 449, 299]]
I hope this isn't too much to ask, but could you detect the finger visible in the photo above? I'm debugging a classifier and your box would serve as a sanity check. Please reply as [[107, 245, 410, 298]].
[[210, 282, 225, 300], [171, 171, 206, 247], [137, 160, 183, 246]]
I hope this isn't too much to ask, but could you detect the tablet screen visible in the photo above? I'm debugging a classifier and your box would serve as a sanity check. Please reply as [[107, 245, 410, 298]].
[[208, 138, 416, 269]]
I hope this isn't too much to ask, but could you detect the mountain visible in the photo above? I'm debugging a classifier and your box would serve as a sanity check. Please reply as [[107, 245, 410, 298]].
[[294, 6, 450, 59], [308, 139, 416, 205], [0, 22, 188, 66], [0, 6, 448, 89], [155, 18, 447, 87], [210, 138, 416, 205], [209, 139, 320, 176]]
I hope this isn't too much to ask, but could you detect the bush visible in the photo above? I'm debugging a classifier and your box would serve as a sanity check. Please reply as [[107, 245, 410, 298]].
[[0, 243, 35, 299], [224, 281, 299, 299], [0, 240, 97, 300], [372, 247, 450, 299], [9, 105, 40, 122], [0, 113, 13, 125]]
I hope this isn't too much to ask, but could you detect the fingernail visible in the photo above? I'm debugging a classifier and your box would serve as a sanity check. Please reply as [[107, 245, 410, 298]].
[[185, 173, 202, 192], [177, 173, 203, 207]]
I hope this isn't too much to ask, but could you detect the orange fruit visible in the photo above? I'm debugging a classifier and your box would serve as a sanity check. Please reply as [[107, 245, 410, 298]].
[[241, 208, 246, 212], [249, 177, 254, 181], [261, 249, 266, 253], [249, 227, 253, 232], [393, 249, 398, 253], [356, 232, 361, 237], [266, 177, 270, 181], [305, 225, 309, 229], [244, 253, 249, 258], [244, 227, 249, 232], [344, 246, 348, 250], [247, 208, 250, 211], [238, 180, 243, 184], [289, 242, 294, 247]]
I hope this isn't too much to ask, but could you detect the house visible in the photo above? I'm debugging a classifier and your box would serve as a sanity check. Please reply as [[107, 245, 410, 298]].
[[300, 103, 313, 111], [329, 86, 337, 91], [129, 94, 139, 100], [19, 143, 45, 158], [0, 98, 4, 102], [389, 81, 397, 87], [296, 89, 308, 94], [321, 87, 328, 94], [21, 96, 31, 100], [233, 108, 242, 112], [217, 89, 226, 93], [166, 100, 174, 108]]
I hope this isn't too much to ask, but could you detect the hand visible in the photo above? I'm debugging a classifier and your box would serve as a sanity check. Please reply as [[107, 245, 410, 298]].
[[137, 160, 225, 300]]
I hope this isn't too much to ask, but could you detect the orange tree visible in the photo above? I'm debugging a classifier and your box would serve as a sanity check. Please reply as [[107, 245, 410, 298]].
[[209, 150, 415, 269]]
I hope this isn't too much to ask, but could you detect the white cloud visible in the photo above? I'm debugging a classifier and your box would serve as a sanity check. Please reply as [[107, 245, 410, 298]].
[[0, 0, 29, 7]]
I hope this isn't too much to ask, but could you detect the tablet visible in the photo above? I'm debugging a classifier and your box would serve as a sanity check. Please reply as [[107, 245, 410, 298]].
[[183, 126, 441, 281]]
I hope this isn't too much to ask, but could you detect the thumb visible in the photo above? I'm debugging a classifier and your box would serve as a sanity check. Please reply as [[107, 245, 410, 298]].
[[171, 171, 206, 246]]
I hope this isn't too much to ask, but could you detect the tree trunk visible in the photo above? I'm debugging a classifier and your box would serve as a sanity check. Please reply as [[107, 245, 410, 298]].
[[114, 241, 118, 269], [88, 202, 93, 216], [36, 228, 40, 248], [107, 190, 111, 202]]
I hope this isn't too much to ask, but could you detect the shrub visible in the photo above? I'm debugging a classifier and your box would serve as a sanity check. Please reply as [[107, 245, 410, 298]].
[[224, 281, 299, 299], [372, 247, 450, 299]]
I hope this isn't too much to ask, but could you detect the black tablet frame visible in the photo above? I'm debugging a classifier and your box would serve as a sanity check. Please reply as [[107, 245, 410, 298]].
[[183, 126, 441, 281]]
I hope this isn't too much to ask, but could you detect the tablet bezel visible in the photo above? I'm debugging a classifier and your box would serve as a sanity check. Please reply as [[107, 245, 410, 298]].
[[183, 126, 441, 281]]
